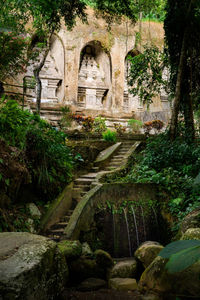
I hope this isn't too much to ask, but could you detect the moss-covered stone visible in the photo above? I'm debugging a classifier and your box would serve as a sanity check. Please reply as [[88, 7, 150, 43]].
[[180, 208, 200, 234], [135, 241, 164, 269], [68, 257, 106, 283], [0, 232, 68, 300], [109, 259, 137, 279], [139, 256, 200, 297], [181, 228, 200, 240], [94, 249, 114, 268], [58, 240, 82, 260]]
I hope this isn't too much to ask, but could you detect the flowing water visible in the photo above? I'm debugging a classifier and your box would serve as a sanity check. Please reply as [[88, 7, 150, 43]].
[[123, 208, 132, 257], [131, 206, 139, 248]]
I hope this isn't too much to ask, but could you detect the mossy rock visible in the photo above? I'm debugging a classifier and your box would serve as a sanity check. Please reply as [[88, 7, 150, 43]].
[[68, 257, 106, 283], [139, 256, 200, 297], [181, 228, 200, 240], [135, 241, 164, 269], [94, 249, 114, 268], [58, 240, 82, 260], [109, 278, 138, 291], [0, 232, 68, 300], [109, 259, 137, 279], [180, 208, 200, 234]]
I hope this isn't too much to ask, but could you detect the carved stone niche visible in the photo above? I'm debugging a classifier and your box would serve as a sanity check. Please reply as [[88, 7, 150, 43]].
[[77, 48, 108, 110]]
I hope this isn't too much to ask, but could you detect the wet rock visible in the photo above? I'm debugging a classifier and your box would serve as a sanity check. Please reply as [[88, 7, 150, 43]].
[[0, 232, 68, 300], [109, 258, 137, 279], [139, 256, 200, 297], [135, 241, 163, 269], [58, 240, 82, 260], [109, 278, 138, 291], [27, 202, 41, 218], [180, 208, 200, 233], [77, 278, 107, 291], [94, 249, 114, 268], [181, 228, 200, 240]]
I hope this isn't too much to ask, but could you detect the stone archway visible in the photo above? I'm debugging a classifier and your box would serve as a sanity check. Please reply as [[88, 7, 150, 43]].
[[77, 41, 111, 110]]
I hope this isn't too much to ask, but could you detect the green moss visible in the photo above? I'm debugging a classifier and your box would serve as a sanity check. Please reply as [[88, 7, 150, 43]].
[[57, 240, 82, 260]]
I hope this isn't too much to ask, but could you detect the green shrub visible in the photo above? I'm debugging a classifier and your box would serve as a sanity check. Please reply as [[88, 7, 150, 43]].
[[128, 119, 143, 132], [102, 129, 117, 142], [0, 99, 73, 200], [93, 116, 107, 133]]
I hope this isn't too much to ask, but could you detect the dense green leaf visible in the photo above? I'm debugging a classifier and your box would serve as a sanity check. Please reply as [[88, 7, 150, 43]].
[[159, 240, 200, 258], [165, 245, 200, 273]]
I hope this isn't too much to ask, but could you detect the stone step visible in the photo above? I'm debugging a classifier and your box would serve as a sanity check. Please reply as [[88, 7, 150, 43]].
[[51, 222, 68, 229], [75, 178, 94, 185], [47, 235, 60, 242], [49, 228, 65, 235], [81, 191, 88, 197], [80, 173, 98, 179], [91, 167, 99, 172], [74, 185, 90, 191], [110, 158, 123, 162]]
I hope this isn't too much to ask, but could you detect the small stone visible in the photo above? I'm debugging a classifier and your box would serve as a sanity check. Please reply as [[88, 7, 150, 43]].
[[109, 278, 138, 291], [27, 203, 41, 218], [77, 278, 107, 291], [27, 218, 36, 233], [110, 258, 137, 278]]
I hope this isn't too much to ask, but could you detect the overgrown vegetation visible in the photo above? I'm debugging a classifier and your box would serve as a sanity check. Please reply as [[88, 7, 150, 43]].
[[0, 99, 73, 200], [122, 133, 200, 232]]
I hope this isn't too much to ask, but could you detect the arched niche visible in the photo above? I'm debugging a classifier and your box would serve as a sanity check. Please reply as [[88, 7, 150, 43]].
[[77, 41, 111, 110], [124, 49, 143, 113], [39, 34, 65, 103]]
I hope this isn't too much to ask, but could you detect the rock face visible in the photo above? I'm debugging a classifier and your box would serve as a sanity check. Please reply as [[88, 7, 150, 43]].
[[135, 241, 164, 269], [139, 256, 200, 298], [181, 228, 200, 240], [180, 208, 200, 233], [0, 232, 68, 300], [109, 278, 138, 291], [77, 278, 107, 291], [109, 259, 137, 279]]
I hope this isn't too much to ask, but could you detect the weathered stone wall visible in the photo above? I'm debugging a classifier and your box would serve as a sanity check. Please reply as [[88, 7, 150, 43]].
[[4, 8, 171, 125]]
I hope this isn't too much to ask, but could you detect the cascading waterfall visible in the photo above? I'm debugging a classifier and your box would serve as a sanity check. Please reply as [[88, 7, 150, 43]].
[[123, 208, 132, 257], [112, 209, 116, 257], [140, 205, 146, 240], [152, 206, 159, 227], [131, 206, 139, 248]]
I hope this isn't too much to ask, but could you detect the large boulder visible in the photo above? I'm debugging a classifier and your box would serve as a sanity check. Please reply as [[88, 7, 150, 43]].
[[0, 232, 68, 300], [139, 256, 200, 297], [180, 208, 200, 234], [109, 259, 137, 279], [135, 241, 164, 269], [94, 249, 114, 269], [58, 240, 82, 260], [181, 228, 200, 240]]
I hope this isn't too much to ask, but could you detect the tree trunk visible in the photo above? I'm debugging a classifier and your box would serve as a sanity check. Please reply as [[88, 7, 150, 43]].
[[169, 29, 188, 140], [169, 0, 194, 141], [33, 33, 53, 115]]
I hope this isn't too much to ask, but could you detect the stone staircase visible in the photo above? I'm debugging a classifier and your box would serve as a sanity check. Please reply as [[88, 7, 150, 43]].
[[45, 142, 135, 241]]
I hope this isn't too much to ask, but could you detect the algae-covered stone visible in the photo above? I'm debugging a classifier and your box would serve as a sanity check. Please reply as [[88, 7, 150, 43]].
[[68, 257, 106, 283], [94, 249, 114, 268], [110, 259, 137, 279], [0, 232, 68, 300], [139, 256, 200, 297], [109, 278, 138, 291], [135, 241, 164, 269], [180, 208, 200, 234], [181, 228, 200, 240], [58, 240, 82, 260]]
